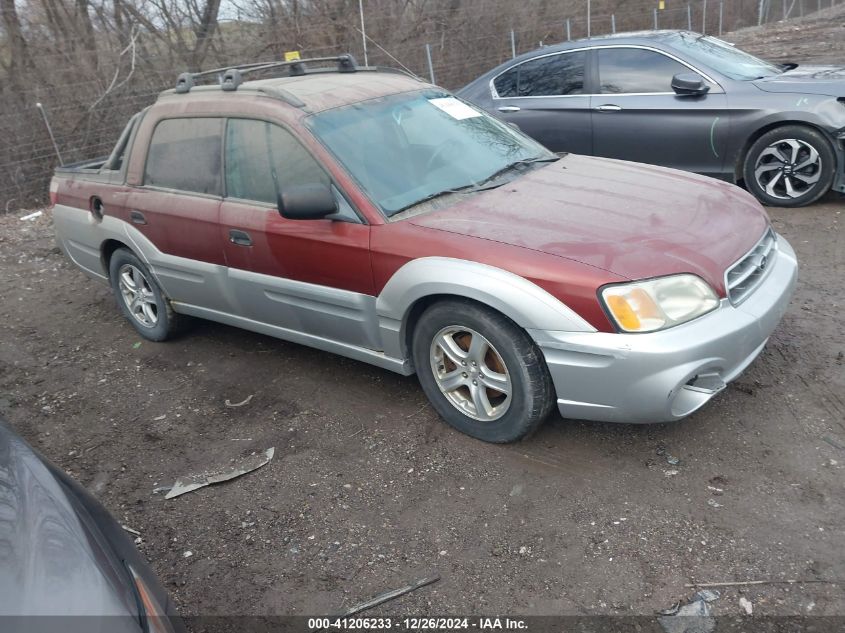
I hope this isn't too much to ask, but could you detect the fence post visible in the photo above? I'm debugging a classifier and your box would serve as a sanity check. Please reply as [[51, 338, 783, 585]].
[[510, 29, 516, 58], [611, 14, 616, 33], [654, 7, 658, 29], [566, 18, 571, 40], [718, 1, 723, 34], [783, 0, 787, 18], [687, 4, 692, 29], [587, 0, 591, 37], [800, 0, 804, 16], [424, 43, 435, 84], [702, 0, 707, 32]]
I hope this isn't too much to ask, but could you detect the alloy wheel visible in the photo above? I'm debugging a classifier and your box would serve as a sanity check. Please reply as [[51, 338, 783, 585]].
[[754, 138, 822, 200], [429, 326, 512, 421], [117, 264, 159, 328]]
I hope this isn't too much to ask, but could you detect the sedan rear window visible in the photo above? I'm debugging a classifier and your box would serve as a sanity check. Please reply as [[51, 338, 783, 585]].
[[494, 51, 586, 97]]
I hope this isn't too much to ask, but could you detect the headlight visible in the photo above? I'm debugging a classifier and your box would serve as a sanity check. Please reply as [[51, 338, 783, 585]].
[[601, 274, 719, 333]]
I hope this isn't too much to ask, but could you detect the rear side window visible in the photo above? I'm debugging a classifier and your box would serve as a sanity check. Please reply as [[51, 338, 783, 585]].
[[598, 48, 688, 94], [518, 52, 586, 96], [144, 118, 223, 195], [494, 51, 586, 97], [225, 119, 328, 204], [493, 68, 518, 97]]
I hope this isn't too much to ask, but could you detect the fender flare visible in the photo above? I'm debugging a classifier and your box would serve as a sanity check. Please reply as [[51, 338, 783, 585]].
[[375, 257, 596, 360]]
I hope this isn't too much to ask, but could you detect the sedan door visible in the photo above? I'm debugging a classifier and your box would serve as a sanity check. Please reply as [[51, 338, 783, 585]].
[[490, 49, 593, 154], [219, 118, 380, 350], [590, 46, 729, 178]]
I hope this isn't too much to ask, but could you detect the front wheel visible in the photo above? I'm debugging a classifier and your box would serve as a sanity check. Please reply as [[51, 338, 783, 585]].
[[743, 125, 835, 207], [411, 299, 555, 443]]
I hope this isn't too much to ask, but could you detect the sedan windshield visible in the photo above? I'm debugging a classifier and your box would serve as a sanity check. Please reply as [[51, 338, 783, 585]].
[[668, 33, 783, 80], [307, 90, 555, 216]]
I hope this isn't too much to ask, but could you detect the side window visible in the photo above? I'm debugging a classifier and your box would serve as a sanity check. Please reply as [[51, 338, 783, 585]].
[[144, 118, 223, 194], [598, 48, 689, 94], [518, 51, 586, 97], [493, 67, 518, 97], [225, 119, 329, 204]]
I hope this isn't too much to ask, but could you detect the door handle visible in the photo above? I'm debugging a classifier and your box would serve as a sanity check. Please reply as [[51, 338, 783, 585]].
[[129, 210, 147, 225], [497, 106, 521, 113], [594, 104, 623, 112], [229, 229, 253, 246]]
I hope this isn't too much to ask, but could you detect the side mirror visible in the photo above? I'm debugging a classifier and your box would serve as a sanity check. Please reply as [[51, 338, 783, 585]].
[[671, 72, 710, 96], [277, 183, 338, 220]]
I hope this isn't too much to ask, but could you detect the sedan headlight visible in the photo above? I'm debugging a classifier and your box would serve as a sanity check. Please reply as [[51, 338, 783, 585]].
[[601, 274, 719, 333]]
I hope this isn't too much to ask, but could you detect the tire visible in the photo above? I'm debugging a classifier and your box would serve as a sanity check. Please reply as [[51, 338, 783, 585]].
[[743, 125, 835, 208], [411, 299, 555, 443], [108, 248, 182, 341]]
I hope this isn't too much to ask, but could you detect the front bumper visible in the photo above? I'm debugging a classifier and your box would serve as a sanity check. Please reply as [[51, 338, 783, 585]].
[[529, 234, 798, 424]]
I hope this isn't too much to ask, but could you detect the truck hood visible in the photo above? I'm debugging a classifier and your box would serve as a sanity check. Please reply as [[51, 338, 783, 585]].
[[0, 424, 140, 628], [408, 155, 769, 296], [753, 66, 845, 96]]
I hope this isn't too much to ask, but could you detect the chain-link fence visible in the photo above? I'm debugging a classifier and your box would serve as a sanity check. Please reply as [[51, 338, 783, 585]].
[[1, 0, 843, 213]]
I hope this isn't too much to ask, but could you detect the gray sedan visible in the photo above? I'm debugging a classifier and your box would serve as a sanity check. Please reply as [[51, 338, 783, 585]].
[[457, 30, 845, 207]]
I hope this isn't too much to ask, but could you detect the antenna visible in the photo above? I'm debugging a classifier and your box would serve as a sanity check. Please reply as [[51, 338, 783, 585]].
[[35, 103, 64, 167]]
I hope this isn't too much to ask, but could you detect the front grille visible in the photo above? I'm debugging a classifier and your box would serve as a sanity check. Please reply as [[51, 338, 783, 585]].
[[725, 228, 777, 305]]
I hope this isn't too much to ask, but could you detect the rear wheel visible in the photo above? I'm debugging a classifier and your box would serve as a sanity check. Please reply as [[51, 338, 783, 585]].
[[411, 299, 555, 443], [743, 125, 834, 207], [109, 248, 181, 341]]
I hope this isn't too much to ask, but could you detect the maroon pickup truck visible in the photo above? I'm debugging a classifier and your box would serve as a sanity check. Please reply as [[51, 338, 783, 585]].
[[52, 55, 797, 443]]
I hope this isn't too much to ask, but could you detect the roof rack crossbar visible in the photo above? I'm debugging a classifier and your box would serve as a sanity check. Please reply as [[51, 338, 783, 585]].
[[173, 55, 359, 93]]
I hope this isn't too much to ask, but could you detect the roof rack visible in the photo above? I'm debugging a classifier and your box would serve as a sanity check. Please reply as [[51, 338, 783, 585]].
[[174, 54, 360, 94]]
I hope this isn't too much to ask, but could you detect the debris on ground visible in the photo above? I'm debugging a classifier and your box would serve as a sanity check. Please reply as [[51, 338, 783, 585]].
[[685, 579, 841, 588], [225, 394, 254, 408], [658, 589, 719, 633], [165, 447, 275, 499], [739, 596, 753, 615], [121, 525, 141, 536], [20, 210, 43, 221], [667, 456, 680, 465], [340, 574, 440, 617]]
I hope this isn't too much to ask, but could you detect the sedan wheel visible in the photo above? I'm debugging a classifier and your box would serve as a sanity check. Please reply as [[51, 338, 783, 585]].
[[753, 139, 821, 201], [412, 299, 555, 443], [743, 125, 834, 208]]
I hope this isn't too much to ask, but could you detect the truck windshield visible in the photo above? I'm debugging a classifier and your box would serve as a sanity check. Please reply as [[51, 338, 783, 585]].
[[668, 33, 782, 80], [307, 90, 554, 216]]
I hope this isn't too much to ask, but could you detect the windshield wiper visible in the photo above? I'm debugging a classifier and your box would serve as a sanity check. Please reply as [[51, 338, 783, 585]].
[[389, 156, 559, 216], [475, 156, 559, 187]]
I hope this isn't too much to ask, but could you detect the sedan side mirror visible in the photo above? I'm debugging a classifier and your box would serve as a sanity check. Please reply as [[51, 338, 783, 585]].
[[671, 72, 710, 96], [277, 183, 338, 220]]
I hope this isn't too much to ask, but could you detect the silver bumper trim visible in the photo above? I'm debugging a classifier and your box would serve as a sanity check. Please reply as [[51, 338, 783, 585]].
[[530, 233, 798, 424]]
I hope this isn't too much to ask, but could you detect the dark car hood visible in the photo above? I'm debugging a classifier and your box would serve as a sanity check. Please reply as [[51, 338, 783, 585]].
[[408, 155, 769, 296], [753, 66, 845, 96], [0, 424, 140, 628]]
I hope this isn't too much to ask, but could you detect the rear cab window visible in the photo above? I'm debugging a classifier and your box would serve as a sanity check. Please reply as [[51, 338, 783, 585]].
[[144, 118, 224, 195]]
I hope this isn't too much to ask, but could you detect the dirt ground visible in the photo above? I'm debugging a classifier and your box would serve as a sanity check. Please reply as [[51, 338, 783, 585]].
[[2, 11, 845, 623], [724, 4, 845, 64], [1, 191, 843, 620]]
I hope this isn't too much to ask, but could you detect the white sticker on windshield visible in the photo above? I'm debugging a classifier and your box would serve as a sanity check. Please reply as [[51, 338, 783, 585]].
[[428, 97, 482, 120]]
